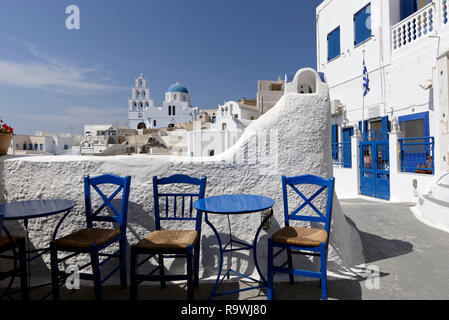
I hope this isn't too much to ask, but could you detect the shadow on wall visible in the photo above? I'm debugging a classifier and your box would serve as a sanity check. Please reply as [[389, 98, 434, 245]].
[[125, 200, 156, 240]]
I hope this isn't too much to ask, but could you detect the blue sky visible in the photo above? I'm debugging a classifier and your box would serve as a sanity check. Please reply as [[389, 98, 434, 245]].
[[0, 0, 322, 134]]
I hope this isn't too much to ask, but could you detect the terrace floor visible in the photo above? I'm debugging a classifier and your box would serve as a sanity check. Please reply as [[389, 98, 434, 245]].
[[4, 198, 449, 300]]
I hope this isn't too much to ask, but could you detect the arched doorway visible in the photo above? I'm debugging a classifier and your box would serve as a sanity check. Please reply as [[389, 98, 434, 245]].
[[137, 122, 147, 130]]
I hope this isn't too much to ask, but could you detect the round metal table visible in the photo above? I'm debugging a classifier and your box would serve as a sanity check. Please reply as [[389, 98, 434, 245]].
[[0, 199, 76, 298], [193, 194, 275, 300]]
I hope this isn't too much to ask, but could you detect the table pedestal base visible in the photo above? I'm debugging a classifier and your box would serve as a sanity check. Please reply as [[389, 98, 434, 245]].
[[205, 209, 273, 300]]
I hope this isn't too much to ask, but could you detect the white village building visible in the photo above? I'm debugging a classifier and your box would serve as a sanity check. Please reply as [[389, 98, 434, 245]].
[[80, 125, 133, 156], [187, 100, 261, 157], [8, 132, 80, 156], [316, 0, 449, 230], [128, 74, 199, 130]]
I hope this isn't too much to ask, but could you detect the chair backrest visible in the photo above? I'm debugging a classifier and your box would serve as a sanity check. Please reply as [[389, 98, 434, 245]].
[[282, 175, 335, 234], [84, 174, 132, 235], [153, 174, 207, 232]]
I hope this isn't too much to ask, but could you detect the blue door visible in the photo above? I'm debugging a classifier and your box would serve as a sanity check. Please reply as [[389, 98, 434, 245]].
[[360, 141, 390, 200], [360, 118, 390, 200], [342, 128, 354, 168]]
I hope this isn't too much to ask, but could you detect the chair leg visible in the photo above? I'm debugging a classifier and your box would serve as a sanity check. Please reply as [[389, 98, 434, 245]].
[[194, 242, 200, 288], [90, 249, 103, 301], [50, 242, 60, 301], [186, 250, 194, 301], [287, 248, 294, 285], [18, 238, 29, 301], [267, 238, 274, 300], [320, 247, 328, 300], [158, 254, 166, 289], [119, 238, 127, 289], [130, 246, 138, 301]]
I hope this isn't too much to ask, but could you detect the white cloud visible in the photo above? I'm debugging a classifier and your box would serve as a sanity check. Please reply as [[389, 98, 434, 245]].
[[0, 39, 126, 94]]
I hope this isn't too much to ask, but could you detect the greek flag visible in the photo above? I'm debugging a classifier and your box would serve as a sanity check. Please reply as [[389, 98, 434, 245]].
[[363, 59, 370, 96]]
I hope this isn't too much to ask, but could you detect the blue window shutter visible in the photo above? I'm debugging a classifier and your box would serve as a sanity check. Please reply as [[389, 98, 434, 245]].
[[342, 128, 354, 168], [335, 28, 340, 58], [381, 116, 389, 140], [359, 121, 368, 132], [328, 27, 340, 61], [424, 112, 429, 137], [332, 125, 338, 160], [354, 4, 372, 46], [332, 125, 338, 144], [359, 120, 368, 137], [343, 128, 354, 144], [355, 13, 361, 45]]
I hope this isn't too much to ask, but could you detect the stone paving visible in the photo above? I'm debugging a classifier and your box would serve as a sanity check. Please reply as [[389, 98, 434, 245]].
[[5, 198, 449, 300]]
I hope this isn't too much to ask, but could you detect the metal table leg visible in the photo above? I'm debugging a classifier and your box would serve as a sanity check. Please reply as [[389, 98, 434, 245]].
[[205, 208, 274, 299]]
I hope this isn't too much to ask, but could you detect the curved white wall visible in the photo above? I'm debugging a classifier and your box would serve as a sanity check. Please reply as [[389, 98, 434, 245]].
[[0, 69, 364, 282]]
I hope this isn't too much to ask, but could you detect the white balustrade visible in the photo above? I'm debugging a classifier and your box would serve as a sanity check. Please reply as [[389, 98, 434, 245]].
[[392, 3, 435, 51]]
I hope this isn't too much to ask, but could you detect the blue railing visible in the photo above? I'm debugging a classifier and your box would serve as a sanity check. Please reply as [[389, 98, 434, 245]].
[[363, 128, 388, 142], [332, 142, 352, 168], [399, 137, 434, 175]]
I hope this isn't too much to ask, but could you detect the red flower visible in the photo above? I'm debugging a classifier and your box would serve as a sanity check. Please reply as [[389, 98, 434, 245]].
[[0, 120, 13, 135]]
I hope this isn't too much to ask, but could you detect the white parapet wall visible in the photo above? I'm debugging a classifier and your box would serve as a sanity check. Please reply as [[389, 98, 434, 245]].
[[0, 68, 364, 283]]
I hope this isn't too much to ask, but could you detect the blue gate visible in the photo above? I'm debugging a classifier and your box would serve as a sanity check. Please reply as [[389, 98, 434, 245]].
[[359, 119, 390, 200], [360, 141, 390, 200]]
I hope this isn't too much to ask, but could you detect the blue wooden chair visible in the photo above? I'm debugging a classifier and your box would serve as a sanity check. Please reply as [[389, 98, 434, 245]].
[[0, 213, 28, 300], [50, 174, 131, 300], [267, 175, 335, 300], [130, 174, 207, 300]]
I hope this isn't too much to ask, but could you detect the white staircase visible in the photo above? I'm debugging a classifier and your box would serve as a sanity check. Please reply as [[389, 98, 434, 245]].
[[415, 174, 449, 233]]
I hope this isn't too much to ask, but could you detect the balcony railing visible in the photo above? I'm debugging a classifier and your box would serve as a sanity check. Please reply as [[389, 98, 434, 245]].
[[399, 137, 434, 175], [442, 0, 449, 25], [332, 142, 352, 168], [392, 2, 436, 51]]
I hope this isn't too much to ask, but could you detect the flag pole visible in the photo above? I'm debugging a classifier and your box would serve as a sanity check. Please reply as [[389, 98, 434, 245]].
[[361, 45, 368, 137], [362, 47, 366, 138]]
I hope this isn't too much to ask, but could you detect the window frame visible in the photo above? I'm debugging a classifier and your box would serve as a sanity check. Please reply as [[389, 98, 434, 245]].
[[398, 112, 430, 137], [327, 26, 341, 62]]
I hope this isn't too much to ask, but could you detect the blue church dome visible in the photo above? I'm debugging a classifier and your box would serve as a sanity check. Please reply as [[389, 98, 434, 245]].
[[167, 82, 189, 94]]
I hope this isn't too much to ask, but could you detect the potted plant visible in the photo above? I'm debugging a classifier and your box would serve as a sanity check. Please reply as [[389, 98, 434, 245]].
[[0, 118, 14, 155]]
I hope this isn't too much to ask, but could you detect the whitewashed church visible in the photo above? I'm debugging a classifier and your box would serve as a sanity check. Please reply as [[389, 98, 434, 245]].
[[128, 74, 199, 130]]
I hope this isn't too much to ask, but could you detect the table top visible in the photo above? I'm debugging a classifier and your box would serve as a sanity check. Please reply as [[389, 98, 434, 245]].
[[193, 194, 275, 215], [0, 199, 76, 220]]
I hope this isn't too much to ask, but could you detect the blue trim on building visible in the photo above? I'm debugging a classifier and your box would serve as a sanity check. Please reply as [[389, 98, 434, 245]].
[[398, 111, 430, 137]]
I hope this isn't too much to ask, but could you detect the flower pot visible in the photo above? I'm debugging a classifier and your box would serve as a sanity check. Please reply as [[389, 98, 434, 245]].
[[0, 133, 12, 155]]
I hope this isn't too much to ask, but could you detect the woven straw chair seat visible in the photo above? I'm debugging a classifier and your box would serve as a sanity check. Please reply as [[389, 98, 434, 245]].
[[272, 227, 328, 247], [0, 235, 21, 249], [136, 230, 198, 251], [55, 228, 121, 249]]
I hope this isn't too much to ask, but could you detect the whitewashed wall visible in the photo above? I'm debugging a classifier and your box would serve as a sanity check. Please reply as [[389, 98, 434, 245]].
[[0, 69, 364, 284], [317, 0, 449, 203]]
